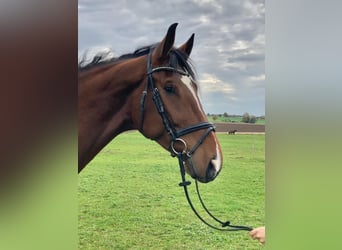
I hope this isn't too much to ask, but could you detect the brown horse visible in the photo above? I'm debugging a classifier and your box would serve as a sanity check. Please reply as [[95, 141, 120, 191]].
[[78, 23, 222, 183]]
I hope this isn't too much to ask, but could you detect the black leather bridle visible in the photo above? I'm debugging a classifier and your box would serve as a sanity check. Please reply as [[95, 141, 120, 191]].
[[139, 48, 253, 232], [139, 49, 214, 159]]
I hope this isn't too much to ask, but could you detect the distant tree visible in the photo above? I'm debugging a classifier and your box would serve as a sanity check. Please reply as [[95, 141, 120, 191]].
[[223, 112, 228, 117], [249, 115, 257, 124], [241, 112, 250, 123], [212, 115, 218, 121], [207, 113, 210, 116]]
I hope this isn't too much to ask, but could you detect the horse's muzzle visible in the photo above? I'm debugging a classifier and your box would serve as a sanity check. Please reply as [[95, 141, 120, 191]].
[[188, 157, 219, 183]]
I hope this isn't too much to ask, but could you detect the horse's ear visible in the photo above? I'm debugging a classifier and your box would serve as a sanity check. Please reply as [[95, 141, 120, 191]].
[[153, 23, 178, 61], [178, 33, 195, 58]]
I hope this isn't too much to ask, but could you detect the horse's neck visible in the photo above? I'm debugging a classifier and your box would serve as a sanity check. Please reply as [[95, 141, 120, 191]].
[[78, 58, 145, 170]]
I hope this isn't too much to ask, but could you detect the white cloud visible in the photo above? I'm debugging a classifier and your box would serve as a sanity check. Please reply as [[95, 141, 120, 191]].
[[200, 73, 235, 94], [249, 74, 265, 82], [231, 40, 250, 51]]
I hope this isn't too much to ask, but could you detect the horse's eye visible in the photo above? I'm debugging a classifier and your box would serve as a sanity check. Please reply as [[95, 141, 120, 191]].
[[164, 85, 175, 94]]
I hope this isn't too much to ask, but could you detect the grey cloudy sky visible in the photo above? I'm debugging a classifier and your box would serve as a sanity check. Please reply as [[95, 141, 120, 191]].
[[78, 0, 265, 116]]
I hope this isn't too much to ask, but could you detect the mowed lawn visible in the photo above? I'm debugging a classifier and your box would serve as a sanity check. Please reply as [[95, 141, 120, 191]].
[[79, 132, 265, 249]]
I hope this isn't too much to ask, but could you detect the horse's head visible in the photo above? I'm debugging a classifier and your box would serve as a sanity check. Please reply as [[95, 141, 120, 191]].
[[131, 23, 222, 183]]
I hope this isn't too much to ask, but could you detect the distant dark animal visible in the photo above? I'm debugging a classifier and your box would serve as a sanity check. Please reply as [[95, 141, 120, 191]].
[[228, 130, 237, 135]]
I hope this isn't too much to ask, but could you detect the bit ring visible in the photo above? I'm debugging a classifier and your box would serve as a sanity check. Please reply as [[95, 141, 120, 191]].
[[171, 138, 188, 155]]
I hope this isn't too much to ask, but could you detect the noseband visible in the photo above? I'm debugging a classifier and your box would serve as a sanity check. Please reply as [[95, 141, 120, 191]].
[[139, 48, 252, 232]]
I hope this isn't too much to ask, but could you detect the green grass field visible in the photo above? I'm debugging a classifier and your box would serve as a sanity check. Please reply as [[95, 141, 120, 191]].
[[79, 132, 265, 249]]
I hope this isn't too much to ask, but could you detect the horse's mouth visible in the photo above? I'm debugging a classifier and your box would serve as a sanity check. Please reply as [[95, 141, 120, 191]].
[[183, 161, 209, 183], [184, 158, 219, 183]]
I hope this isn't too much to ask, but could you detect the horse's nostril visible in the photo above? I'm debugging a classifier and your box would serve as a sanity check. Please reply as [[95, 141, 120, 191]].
[[205, 160, 217, 182]]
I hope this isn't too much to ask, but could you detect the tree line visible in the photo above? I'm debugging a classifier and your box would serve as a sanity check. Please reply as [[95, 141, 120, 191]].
[[207, 112, 265, 124]]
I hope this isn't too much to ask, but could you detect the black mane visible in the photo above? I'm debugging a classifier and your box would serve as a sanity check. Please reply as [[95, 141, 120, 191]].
[[78, 44, 196, 79], [78, 45, 154, 71]]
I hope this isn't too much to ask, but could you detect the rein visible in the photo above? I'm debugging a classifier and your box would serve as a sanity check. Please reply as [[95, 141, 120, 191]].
[[140, 48, 253, 232], [177, 154, 253, 232]]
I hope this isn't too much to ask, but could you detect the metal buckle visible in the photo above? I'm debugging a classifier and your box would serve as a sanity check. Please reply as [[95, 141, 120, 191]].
[[170, 138, 188, 156]]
